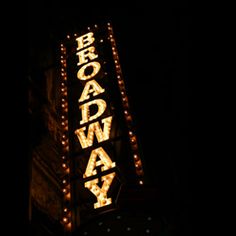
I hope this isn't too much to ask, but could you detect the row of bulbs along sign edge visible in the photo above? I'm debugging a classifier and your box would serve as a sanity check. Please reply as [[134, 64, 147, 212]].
[[59, 22, 145, 231]]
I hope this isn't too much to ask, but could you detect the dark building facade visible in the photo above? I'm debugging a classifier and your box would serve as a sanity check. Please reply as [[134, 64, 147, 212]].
[[28, 21, 162, 236]]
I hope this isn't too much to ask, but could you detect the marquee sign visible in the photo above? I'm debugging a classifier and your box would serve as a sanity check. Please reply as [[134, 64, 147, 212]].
[[59, 22, 144, 232]]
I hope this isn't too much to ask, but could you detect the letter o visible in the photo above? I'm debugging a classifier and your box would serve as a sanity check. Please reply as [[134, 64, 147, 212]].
[[77, 61, 101, 81]]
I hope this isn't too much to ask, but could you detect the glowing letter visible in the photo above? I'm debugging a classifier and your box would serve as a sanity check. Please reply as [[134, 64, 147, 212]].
[[76, 46, 98, 66], [77, 61, 101, 81], [76, 32, 95, 51], [80, 99, 107, 125], [84, 172, 116, 209], [79, 80, 105, 102], [83, 147, 116, 178], [75, 116, 113, 149]]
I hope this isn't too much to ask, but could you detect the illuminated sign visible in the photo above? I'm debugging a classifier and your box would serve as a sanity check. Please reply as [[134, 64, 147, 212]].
[[74, 31, 116, 209], [59, 22, 145, 232]]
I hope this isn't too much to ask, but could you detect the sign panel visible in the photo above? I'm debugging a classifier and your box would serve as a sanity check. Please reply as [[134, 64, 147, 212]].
[[59, 22, 144, 231]]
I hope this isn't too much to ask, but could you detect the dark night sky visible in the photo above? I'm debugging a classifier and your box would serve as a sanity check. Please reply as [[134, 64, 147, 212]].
[[26, 1, 191, 234]]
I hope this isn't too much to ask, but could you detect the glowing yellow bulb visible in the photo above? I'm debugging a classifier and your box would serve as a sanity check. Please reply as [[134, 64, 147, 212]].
[[63, 217, 68, 223], [61, 120, 68, 126], [76, 32, 95, 51], [80, 99, 107, 125], [75, 116, 113, 149], [62, 163, 67, 168], [63, 188, 67, 193], [84, 172, 115, 209], [84, 147, 116, 178], [79, 79, 105, 102], [76, 46, 98, 66], [77, 61, 101, 81], [65, 192, 71, 200], [131, 137, 136, 143]]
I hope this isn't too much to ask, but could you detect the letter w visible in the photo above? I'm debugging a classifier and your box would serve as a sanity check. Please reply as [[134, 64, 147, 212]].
[[75, 116, 112, 149]]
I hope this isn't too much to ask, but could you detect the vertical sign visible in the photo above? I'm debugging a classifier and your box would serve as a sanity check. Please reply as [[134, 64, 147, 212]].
[[59, 22, 145, 232]]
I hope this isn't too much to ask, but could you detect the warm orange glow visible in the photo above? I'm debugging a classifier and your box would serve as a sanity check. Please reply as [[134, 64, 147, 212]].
[[79, 99, 107, 125], [59, 25, 145, 220], [78, 79, 105, 102], [83, 147, 116, 178], [65, 192, 71, 200], [131, 137, 136, 143], [76, 32, 95, 51], [65, 222, 72, 229], [76, 46, 98, 66], [60, 41, 71, 229], [77, 61, 101, 81], [84, 172, 115, 209], [62, 163, 67, 168], [63, 188, 67, 193], [75, 116, 113, 149]]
